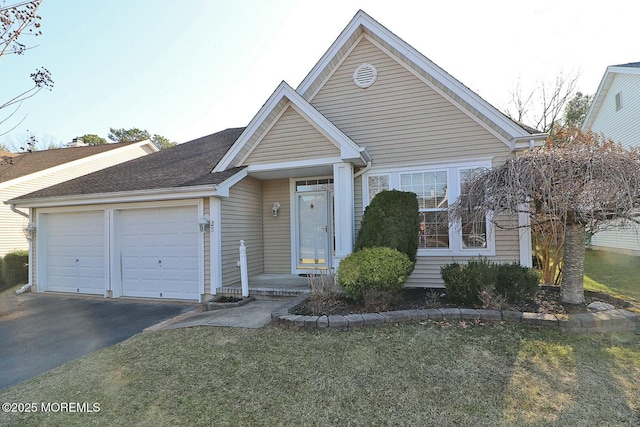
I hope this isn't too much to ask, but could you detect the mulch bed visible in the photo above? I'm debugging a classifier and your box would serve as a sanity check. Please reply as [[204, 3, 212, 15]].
[[293, 286, 635, 317]]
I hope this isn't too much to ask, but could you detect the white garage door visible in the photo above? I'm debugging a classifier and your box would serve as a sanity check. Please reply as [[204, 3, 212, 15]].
[[44, 211, 106, 295], [119, 206, 200, 300]]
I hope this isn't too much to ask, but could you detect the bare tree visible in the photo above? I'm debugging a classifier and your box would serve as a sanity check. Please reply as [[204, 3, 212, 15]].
[[448, 128, 640, 304], [1, 0, 53, 136], [504, 71, 579, 133]]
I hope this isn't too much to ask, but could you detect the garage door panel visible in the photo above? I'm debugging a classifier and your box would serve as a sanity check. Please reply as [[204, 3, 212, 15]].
[[44, 211, 105, 295], [119, 206, 200, 300]]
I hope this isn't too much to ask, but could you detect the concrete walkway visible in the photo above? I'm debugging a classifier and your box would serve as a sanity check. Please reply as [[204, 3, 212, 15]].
[[148, 299, 289, 330]]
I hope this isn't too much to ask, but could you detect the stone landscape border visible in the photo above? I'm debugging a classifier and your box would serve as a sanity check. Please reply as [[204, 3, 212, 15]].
[[271, 295, 640, 333]]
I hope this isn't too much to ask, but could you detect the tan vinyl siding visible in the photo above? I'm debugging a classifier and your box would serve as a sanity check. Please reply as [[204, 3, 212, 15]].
[[262, 179, 291, 273], [220, 177, 264, 286], [241, 106, 341, 166], [310, 37, 510, 168], [231, 98, 289, 166]]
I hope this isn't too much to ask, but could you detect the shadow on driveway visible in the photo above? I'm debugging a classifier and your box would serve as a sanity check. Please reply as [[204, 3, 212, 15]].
[[0, 289, 196, 390]]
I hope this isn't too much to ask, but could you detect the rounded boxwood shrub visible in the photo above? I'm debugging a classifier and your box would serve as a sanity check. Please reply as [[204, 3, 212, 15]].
[[495, 263, 540, 303], [355, 190, 420, 263], [338, 247, 413, 301], [440, 258, 496, 305]]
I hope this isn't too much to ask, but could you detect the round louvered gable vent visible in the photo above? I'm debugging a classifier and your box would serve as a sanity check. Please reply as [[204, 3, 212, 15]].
[[353, 63, 377, 88]]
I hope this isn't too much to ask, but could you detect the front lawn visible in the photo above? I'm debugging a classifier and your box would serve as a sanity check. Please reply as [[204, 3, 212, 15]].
[[0, 322, 638, 426], [584, 249, 640, 301]]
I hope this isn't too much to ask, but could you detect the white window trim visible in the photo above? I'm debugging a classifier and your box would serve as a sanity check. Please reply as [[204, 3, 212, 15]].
[[362, 159, 495, 256]]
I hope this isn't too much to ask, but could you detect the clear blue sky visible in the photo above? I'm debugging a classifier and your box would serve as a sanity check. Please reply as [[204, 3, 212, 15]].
[[1, 0, 637, 149]]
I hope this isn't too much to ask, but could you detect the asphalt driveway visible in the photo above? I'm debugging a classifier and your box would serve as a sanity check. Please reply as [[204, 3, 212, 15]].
[[0, 289, 196, 390]]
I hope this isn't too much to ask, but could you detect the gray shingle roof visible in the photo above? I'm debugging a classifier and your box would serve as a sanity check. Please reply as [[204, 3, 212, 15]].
[[616, 62, 640, 68], [13, 128, 246, 201], [0, 142, 141, 184]]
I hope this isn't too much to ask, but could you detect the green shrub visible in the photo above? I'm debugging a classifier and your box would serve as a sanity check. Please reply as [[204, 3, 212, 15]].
[[338, 247, 413, 302], [441, 258, 496, 305], [355, 190, 420, 263], [441, 258, 540, 306], [2, 250, 28, 288], [495, 263, 540, 302], [0, 257, 5, 291]]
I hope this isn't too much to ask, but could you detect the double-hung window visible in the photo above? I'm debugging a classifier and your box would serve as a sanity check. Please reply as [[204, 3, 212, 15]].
[[364, 161, 493, 255]]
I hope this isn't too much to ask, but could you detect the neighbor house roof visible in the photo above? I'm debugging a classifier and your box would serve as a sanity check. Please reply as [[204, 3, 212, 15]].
[[583, 61, 640, 129], [11, 128, 246, 202], [0, 142, 142, 184]]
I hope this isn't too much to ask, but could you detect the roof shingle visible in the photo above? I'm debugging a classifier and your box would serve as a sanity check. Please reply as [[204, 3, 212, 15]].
[[14, 128, 246, 201], [0, 142, 141, 184]]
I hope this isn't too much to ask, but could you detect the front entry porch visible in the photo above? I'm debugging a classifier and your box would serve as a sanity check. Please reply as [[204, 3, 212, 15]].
[[218, 274, 310, 297]]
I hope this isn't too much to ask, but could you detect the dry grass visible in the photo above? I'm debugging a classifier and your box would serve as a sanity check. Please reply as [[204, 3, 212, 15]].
[[0, 322, 638, 426], [584, 249, 640, 302]]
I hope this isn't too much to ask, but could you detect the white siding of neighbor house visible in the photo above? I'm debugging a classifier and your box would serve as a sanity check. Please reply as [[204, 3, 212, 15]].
[[262, 179, 291, 273], [0, 143, 153, 257], [309, 35, 519, 287], [220, 177, 264, 286], [241, 105, 341, 165], [587, 72, 640, 253], [591, 223, 640, 256], [589, 73, 640, 150]]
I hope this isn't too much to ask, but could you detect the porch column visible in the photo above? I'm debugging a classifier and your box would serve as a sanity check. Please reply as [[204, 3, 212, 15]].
[[333, 162, 354, 265]]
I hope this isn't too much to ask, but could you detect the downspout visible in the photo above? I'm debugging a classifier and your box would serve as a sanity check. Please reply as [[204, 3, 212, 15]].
[[353, 160, 372, 179], [9, 204, 33, 294], [9, 203, 29, 218]]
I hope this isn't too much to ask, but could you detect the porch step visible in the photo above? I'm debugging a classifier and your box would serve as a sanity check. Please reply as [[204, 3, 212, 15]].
[[217, 286, 310, 298]]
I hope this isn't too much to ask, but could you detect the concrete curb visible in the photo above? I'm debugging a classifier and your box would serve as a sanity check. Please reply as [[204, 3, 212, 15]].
[[271, 296, 640, 333]]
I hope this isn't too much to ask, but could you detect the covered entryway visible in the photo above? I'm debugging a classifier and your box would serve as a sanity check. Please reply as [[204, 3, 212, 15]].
[[41, 211, 106, 295], [119, 206, 200, 300]]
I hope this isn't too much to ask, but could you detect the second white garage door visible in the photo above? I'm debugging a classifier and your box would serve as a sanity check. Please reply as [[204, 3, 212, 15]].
[[119, 206, 200, 300]]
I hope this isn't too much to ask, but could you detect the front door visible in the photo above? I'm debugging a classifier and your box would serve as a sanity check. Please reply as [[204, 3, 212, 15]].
[[296, 191, 330, 270]]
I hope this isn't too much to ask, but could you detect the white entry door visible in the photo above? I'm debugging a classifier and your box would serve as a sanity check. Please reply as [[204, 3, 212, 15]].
[[119, 206, 200, 300], [44, 211, 106, 295], [296, 191, 330, 270]]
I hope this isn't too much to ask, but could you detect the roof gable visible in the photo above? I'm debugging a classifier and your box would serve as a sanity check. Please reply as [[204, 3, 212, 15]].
[[296, 10, 544, 149], [583, 62, 640, 129], [213, 82, 369, 172]]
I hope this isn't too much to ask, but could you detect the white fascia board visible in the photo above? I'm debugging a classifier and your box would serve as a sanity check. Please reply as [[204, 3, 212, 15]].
[[298, 10, 535, 142], [583, 67, 613, 130], [0, 140, 156, 191], [247, 157, 343, 174], [214, 81, 366, 172], [7, 184, 220, 208]]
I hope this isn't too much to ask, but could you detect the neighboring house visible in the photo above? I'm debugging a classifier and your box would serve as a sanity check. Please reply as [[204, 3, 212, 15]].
[[582, 62, 640, 255], [7, 11, 546, 301], [0, 141, 157, 257]]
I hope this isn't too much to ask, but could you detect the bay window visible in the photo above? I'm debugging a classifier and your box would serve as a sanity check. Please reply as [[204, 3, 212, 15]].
[[364, 161, 493, 255]]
